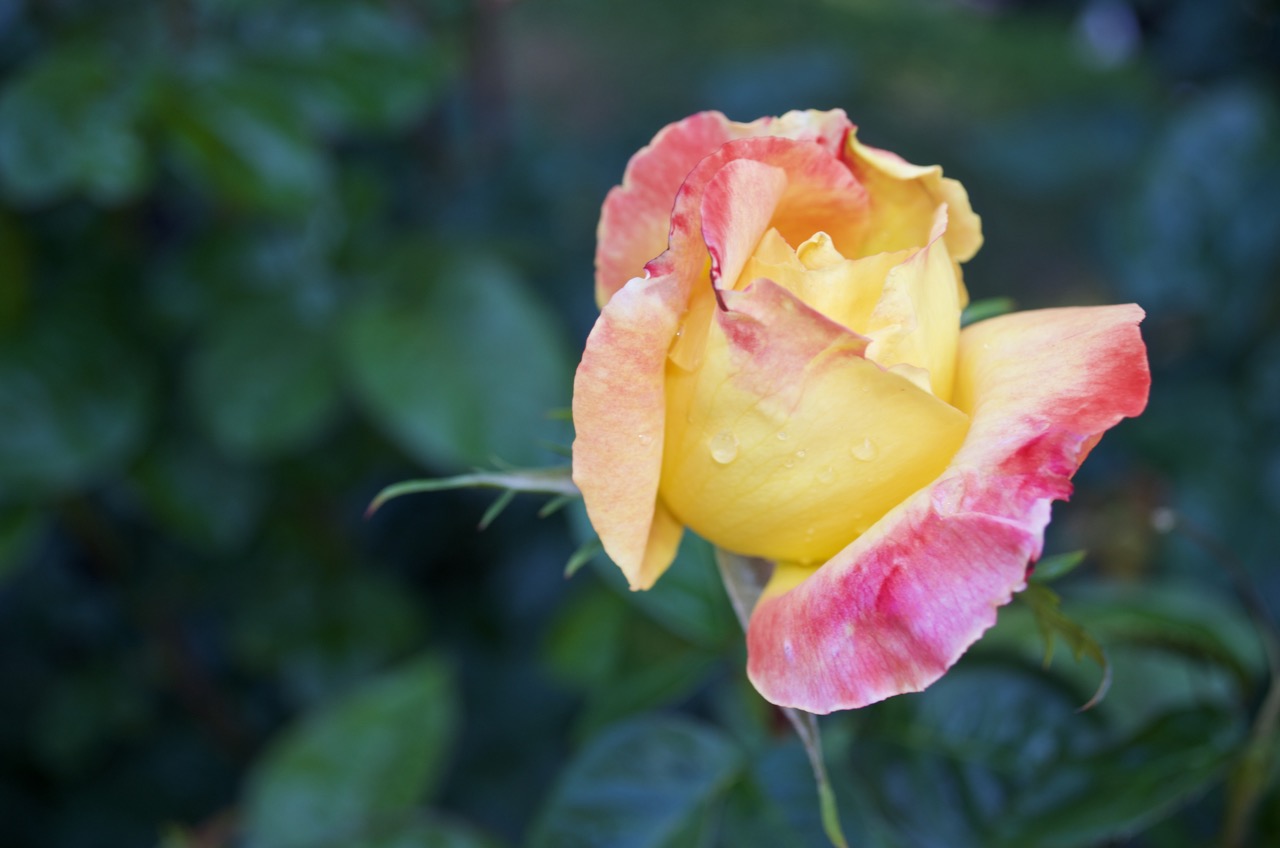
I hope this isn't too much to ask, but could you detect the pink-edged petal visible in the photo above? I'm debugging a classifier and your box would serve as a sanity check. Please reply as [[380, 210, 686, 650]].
[[687, 135, 870, 285], [745, 304, 1150, 713], [572, 273, 686, 589], [700, 159, 789, 296], [596, 113, 742, 306], [761, 109, 856, 154], [666, 136, 867, 371], [595, 110, 857, 306]]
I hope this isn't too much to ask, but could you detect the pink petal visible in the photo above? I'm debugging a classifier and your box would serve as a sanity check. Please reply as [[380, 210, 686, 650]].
[[744, 305, 1150, 713], [660, 135, 870, 292], [595, 110, 856, 306], [596, 113, 742, 306]]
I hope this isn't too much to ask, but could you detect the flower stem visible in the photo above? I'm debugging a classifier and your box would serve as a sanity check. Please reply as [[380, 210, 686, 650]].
[[713, 547, 852, 848]]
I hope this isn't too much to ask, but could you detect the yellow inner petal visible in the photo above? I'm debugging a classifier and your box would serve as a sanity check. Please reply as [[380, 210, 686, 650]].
[[659, 170, 971, 569], [660, 303, 969, 565]]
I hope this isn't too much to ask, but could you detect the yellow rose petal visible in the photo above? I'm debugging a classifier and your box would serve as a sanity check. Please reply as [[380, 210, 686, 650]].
[[863, 206, 963, 401], [660, 279, 970, 565]]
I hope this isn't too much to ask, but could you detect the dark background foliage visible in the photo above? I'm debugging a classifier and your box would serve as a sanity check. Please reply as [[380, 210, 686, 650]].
[[1, 0, 1278, 845]]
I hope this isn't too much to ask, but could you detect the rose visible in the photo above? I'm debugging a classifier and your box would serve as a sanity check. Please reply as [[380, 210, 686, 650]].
[[572, 110, 1150, 714]]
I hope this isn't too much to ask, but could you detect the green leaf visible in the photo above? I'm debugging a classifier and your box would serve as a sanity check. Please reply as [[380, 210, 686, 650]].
[[542, 587, 629, 690], [960, 297, 1016, 327], [721, 738, 878, 848], [228, 563, 428, 708], [186, 301, 341, 459], [574, 650, 720, 740], [351, 814, 503, 848], [132, 438, 265, 553], [0, 506, 45, 583], [997, 707, 1246, 848], [242, 655, 458, 848], [234, 5, 448, 134], [589, 528, 738, 650], [528, 715, 742, 848], [160, 58, 329, 214], [1070, 584, 1266, 693], [1030, 550, 1086, 583], [341, 252, 570, 470], [0, 44, 150, 204], [1017, 583, 1111, 710], [848, 658, 1109, 846], [0, 305, 153, 500]]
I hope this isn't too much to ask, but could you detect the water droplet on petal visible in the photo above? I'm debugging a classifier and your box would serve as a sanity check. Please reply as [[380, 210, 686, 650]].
[[776, 430, 789, 441], [784, 459, 795, 469], [637, 433, 653, 447], [851, 437, 878, 461], [795, 449, 806, 460], [818, 466, 835, 484], [708, 431, 739, 464]]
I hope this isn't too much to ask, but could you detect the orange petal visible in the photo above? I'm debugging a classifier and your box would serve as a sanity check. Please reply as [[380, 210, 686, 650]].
[[572, 274, 686, 588], [745, 304, 1149, 713]]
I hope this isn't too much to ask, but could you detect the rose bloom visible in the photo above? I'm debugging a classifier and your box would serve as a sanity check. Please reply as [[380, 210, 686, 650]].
[[572, 110, 1150, 714]]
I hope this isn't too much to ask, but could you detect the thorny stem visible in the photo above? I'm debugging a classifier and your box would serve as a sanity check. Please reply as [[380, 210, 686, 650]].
[[1152, 509, 1280, 847]]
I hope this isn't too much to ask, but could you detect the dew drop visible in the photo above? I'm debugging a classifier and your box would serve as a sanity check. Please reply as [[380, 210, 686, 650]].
[[637, 433, 653, 447], [784, 459, 795, 469], [795, 449, 807, 460], [818, 466, 835, 484], [851, 437, 878, 461], [708, 431, 739, 464], [776, 430, 789, 441]]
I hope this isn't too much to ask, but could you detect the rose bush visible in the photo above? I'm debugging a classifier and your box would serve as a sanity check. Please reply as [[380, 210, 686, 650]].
[[572, 109, 1150, 714]]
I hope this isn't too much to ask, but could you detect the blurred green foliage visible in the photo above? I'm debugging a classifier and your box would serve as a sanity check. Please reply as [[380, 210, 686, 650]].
[[1, 0, 1278, 846]]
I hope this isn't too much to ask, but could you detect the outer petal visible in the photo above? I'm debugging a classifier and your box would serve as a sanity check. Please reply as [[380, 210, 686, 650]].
[[572, 274, 685, 589], [595, 110, 855, 305], [745, 305, 1150, 713]]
